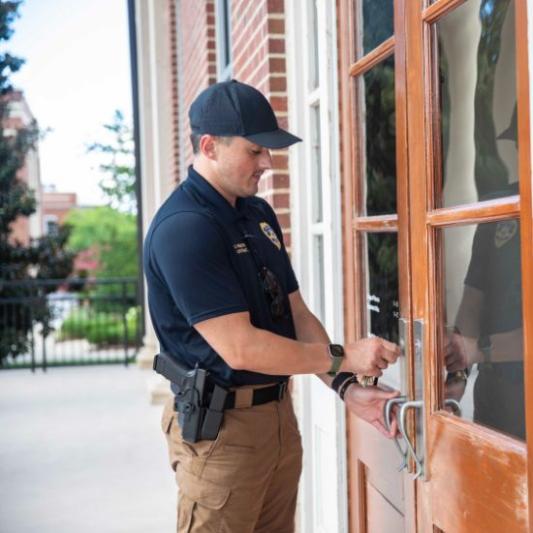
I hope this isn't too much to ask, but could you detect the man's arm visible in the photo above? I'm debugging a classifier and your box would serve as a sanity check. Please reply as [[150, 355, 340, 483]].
[[287, 290, 334, 387], [194, 294, 399, 377], [287, 290, 399, 438]]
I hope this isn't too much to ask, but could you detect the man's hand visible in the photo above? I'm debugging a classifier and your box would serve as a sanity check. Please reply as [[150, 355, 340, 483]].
[[343, 383, 400, 438], [342, 337, 401, 376], [444, 332, 469, 372]]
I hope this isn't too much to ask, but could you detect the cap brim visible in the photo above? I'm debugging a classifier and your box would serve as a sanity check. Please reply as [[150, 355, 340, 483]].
[[244, 128, 302, 149]]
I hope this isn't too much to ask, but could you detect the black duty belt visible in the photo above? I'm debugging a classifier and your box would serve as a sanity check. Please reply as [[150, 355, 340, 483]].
[[224, 381, 287, 409]]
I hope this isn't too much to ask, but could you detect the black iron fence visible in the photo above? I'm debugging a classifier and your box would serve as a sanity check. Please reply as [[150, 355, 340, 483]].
[[0, 277, 143, 371]]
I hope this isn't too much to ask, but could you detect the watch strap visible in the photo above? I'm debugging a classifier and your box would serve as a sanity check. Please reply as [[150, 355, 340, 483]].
[[327, 344, 344, 376]]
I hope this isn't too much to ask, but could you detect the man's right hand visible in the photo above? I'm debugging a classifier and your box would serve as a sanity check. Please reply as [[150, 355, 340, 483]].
[[341, 337, 401, 376]]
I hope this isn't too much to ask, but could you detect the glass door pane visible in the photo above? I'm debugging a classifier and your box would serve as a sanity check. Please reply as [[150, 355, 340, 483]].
[[439, 220, 524, 440], [360, 0, 394, 55], [436, 0, 518, 207], [364, 232, 402, 390], [359, 55, 397, 215]]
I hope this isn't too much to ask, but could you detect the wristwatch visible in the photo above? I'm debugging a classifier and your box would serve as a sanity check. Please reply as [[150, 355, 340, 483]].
[[327, 344, 345, 376]]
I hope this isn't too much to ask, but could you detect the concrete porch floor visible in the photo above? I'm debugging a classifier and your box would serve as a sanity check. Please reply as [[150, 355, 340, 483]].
[[0, 365, 176, 533]]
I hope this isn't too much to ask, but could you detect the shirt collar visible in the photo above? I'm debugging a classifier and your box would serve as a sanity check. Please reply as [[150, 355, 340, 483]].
[[184, 165, 247, 223]]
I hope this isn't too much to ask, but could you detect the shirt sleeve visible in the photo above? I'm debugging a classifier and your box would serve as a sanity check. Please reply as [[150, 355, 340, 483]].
[[148, 211, 249, 326], [464, 224, 490, 291]]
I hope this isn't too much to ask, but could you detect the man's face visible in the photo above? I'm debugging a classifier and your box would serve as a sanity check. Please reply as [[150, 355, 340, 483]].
[[213, 136, 273, 200]]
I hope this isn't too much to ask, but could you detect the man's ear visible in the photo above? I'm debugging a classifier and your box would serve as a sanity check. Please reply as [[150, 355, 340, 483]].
[[199, 134, 218, 160]]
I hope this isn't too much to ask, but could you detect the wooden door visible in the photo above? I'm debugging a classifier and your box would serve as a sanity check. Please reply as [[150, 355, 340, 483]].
[[338, 0, 417, 531], [406, 0, 533, 531], [339, 0, 533, 531]]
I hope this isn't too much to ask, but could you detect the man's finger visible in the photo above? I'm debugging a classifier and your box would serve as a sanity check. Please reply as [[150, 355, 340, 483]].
[[380, 344, 401, 363], [379, 338, 400, 353], [372, 420, 389, 437], [377, 358, 388, 370], [388, 416, 398, 437], [373, 420, 396, 439], [365, 367, 383, 377], [368, 387, 400, 399]]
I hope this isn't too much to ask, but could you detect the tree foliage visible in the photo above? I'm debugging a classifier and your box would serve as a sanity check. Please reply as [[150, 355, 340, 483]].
[[66, 206, 138, 280], [0, 1, 74, 363], [87, 109, 136, 213]]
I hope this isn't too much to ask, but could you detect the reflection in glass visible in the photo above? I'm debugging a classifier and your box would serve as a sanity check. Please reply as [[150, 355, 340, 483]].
[[360, 55, 396, 216], [441, 221, 524, 440], [366, 232, 400, 388], [313, 235, 325, 323], [437, 0, 518, 207], [311, 105, 323, 223], [361, 0, 394, 56], [309, 0, 320, 89]]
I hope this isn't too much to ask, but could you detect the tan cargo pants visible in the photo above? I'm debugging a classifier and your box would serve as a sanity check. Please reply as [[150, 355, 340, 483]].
[[161, 384, 303, 533]]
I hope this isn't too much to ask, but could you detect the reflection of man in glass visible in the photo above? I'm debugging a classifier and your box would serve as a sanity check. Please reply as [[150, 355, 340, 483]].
[[445, 106, 524, 440]]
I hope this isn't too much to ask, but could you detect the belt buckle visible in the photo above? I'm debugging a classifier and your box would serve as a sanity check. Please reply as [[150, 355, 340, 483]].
[[277, 382, 287, 401]]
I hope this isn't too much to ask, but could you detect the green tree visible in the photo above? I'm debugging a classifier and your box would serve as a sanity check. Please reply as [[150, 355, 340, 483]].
[[87, 109, 136, 213], [0, 1, 74, 364], [66, 206, 138, 279]]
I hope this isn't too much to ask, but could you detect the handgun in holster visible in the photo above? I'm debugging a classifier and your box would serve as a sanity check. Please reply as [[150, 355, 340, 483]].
[[153, 352, 228, 443]]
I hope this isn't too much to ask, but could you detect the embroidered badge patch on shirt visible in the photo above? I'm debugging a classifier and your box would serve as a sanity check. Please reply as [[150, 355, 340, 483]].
[[260, 222, 281, 250], [494, 220, 518, 248]]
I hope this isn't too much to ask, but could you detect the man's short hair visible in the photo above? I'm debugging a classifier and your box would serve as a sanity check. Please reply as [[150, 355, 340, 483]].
[[190, 134, 234, 155], [190, 133, 202, 155]]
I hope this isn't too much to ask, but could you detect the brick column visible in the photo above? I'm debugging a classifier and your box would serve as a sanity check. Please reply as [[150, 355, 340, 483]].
[[231, 0, 292, 250], [168, 0, 180, 182], [178, 0, 218, 177]]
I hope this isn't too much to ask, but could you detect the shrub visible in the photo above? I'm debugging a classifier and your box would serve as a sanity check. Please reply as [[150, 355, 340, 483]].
[[58, 306, 140, 347]]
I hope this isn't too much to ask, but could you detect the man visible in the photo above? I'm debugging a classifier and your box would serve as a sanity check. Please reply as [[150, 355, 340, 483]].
[[445, 104, 524, 439], [144, 80, 400, 532]]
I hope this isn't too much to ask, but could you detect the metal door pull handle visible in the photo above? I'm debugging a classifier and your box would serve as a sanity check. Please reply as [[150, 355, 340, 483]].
[[384, 396, 408, 471], [398, 400, 424, 480]]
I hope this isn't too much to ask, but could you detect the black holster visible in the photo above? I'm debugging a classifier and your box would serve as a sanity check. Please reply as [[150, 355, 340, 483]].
[[153, 352, 227, 443]]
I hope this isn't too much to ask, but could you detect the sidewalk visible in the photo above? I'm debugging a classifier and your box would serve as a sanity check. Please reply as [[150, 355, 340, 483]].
[[0, 365, 175, 533]]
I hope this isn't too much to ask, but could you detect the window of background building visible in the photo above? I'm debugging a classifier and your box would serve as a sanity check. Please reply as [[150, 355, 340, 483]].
[[44, 215, 59, 236], [215, 0, 232, 81]]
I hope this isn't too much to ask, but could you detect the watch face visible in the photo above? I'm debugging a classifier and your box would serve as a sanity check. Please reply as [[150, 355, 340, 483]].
[[329, 344, 344, 358]]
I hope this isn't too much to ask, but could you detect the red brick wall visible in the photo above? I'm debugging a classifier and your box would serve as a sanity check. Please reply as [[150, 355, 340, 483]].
[[231, 0, 291, 248], [4, 94, 33, 246], [174, 0, 291, 247], [168, 0, 180, 182], [178, 0, 217, 176]]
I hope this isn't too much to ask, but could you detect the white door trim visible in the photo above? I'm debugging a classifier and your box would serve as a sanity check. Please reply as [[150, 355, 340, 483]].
[[285, 0, 347, 531]]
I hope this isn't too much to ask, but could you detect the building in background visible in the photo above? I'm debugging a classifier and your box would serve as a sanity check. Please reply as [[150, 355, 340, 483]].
[[5, 90, 43, 246], [131, 1, 533, 531], [41, 188, 77, 235]]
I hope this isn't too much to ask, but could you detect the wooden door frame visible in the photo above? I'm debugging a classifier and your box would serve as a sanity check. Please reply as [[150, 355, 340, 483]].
[[516, 2, 533, 528]]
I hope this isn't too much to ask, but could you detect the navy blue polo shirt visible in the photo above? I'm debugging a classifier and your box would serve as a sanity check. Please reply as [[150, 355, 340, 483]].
[[143, 166, 298, 387]]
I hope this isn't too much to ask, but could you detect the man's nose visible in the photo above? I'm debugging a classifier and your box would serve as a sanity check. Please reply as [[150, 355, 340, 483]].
[[259, 149, 272, 170]]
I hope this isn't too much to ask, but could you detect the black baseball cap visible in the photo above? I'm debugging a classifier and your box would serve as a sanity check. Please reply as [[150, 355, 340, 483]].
[[189, 79, 302, 149]]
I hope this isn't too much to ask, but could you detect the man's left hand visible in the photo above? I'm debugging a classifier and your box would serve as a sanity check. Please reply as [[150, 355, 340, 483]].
[[343, 383, 400, 439]]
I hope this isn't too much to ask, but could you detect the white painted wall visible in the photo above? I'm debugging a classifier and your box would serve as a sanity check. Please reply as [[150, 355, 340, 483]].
[[134, 0, 176, 375]]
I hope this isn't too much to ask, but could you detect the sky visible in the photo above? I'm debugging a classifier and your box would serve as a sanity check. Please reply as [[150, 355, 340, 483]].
[[6, 0, 133, 206]]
